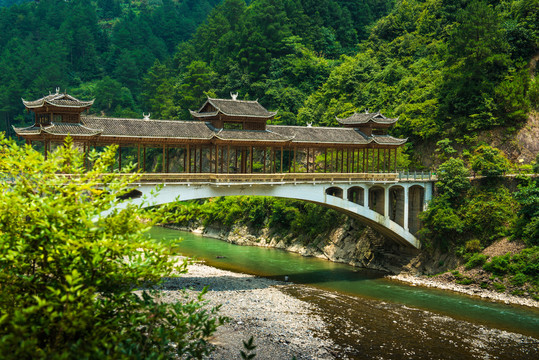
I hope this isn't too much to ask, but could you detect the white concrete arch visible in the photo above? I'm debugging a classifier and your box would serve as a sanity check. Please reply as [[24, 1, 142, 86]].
[[123, 181, 425, 249]]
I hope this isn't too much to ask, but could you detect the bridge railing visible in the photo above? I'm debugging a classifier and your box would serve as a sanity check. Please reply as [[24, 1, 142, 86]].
[[134, 172, 400, 184], [398, 171, 436, 181]]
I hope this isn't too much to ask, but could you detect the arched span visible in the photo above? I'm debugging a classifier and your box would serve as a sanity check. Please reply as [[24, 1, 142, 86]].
[[125, 182, 422, 248]]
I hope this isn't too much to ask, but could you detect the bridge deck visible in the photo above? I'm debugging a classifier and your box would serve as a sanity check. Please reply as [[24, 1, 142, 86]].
[[134, 172, 401, 184]]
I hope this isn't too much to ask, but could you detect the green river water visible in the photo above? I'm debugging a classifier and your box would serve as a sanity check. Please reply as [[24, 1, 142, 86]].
[[150, 227, 539, 358]]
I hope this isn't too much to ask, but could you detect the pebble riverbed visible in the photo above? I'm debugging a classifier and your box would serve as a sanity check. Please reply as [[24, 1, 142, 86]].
[[157, 258, 334, 359]]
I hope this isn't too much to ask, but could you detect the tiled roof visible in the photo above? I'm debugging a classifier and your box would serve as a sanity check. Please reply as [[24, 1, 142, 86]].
[[269, 125, 406, 146], [336, 112, 397, 126], [82, 117, 215, 140], [215, 129, 292, 142], [22, 92, 94, 109], [14, 117, 407, 146], [371, 135, 407, 145], [192, 98, 277, 118], [13, 123, 101, 137]]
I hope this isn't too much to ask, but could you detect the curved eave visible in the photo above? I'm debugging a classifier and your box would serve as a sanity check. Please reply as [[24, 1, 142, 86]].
[[335, 117, 398, 126], [371, 136, 408, 146], [213, 134, 293, 143], [44, 99, 95, 108], [189, 109, 219, 118], [12, 125, 42, 136], [219, 109, 278, 119]]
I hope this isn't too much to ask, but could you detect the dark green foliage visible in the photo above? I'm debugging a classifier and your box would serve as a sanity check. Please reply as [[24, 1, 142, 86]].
[[419, 195, 465, 250], [435, 158, 470, 204], [0, 135, 224, 358], [462, 187, 516, 243], [0, 0, 221, 133], [465, 253, 488, 270], [533, 152, 539, 174], [481, 246, 539, 295], [471, 145, 511, 177], [483, 253, 511, 275], [240, 336, 257, 360], [512, 178, 539, 246], [166, 196, 346, 239]]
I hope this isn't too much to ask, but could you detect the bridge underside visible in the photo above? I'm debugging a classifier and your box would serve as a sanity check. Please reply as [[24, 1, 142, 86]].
[[121, 174, 433, 249]]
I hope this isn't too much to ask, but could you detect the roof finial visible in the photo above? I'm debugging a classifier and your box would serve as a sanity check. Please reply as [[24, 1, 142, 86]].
[[365, 109, 369, 114], [143, 112, 150, 120], [230, 92, 238, 101], [55, 87, 60, 94], [306, 122, 312, 128]]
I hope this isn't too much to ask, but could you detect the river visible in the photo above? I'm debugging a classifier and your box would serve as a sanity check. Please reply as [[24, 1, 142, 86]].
[[150, 227, 539, 359]]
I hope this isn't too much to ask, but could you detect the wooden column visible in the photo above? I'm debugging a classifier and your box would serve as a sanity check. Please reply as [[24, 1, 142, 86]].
[[377, 148, 380, 173], [306, 147, 310, 173], [263, 148, 266, 173], [143, 145, 146, 172], [162, 144, 166, 173], [199, 146, 203, 173], [340, 148, 344, 173], [227, 145, 231, 173], [293, 147, 297, 173], [280, 146, 284, 173], [119, 146, 122, 172], [347, 148, 351, 173], [324, 148, 327, 173], [394, 148, 398, 172], [387, 147, 391, 173], [250, 146, 254, 173]]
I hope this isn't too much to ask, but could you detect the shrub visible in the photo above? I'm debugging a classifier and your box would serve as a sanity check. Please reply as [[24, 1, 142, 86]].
[[483, 253, 511, 275], [470, 145, 510, 177], [465, 239, 482, 253], [0, 135, 223, 358], [465, 253, 488, 270]]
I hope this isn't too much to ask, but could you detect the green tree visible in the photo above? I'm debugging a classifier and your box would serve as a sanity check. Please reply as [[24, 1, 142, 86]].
[[470, 145, 510, 177], [0, 134, 224, 358], [513, 178, 539, 246], [435, 157, 471, 204]]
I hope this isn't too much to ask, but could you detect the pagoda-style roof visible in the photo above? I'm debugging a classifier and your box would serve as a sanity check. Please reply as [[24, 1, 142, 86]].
[[190, 98, 277, 120], [22, 90, 94, 109], [269, 125, 407, 146], [336, 111, 398, 127]]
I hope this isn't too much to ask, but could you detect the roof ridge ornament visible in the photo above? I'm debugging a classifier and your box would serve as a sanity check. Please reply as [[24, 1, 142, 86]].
[[230, 92, 238, 101], [143, 113, 150, 120], [55, 87, 60, 94], [306, 122, 312, 127]]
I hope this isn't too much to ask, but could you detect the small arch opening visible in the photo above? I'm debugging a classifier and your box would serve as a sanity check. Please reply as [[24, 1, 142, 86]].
[[409, 185, 425, 235], [347, 186, 364, 206], [326, 186, 343, 199], [368, 186, 385, 216], [389, 185, 405, 227]]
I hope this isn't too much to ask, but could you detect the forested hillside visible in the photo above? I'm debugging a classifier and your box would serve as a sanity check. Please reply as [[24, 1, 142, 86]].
[[0, 0, 222, 134]]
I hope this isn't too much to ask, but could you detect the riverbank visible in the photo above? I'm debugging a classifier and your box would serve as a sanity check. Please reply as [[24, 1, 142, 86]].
[[166, 225, 538, 309], [388, 274, 539, 308], [157, 257, 335, 359]]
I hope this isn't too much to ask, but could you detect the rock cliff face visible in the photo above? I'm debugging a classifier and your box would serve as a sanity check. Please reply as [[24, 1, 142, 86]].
[[199, 219, 419, 274]]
